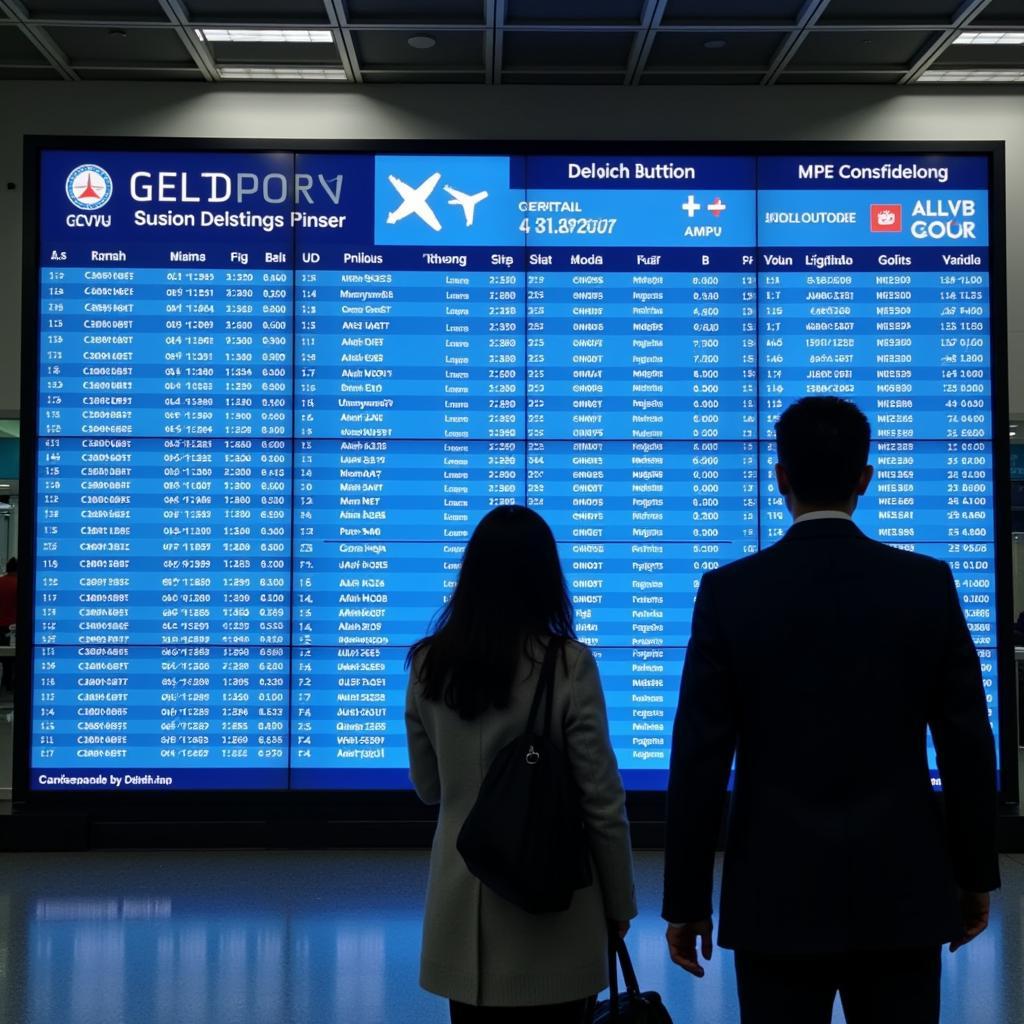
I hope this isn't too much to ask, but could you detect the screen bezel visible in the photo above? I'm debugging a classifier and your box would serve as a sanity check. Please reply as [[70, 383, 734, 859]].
[[16, 136, 1016, 824]]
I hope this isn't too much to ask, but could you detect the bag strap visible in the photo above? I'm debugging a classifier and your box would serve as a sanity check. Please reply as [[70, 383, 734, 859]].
[[525, 637, 562, 737], [615, 935, 642, 996], [606, 927, 642, 1019], [607, 931, 619, 1019]]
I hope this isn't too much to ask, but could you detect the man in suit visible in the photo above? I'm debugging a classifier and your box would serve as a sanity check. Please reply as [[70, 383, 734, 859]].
[[662, 397, 1000, 1024]]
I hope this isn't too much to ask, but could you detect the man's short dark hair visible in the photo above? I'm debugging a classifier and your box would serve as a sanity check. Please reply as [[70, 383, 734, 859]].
[[775, 397, 871, 505], [5, 557, 15, 573]]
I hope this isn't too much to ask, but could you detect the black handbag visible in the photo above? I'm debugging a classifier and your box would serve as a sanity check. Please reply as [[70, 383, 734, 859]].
[[591, 932, 673, 1024], [456, 637, 592, 913]]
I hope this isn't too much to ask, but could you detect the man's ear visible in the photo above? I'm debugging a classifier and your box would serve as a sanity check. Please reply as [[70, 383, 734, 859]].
[[857, 465, 874, 496], [774, 463, 790, 496]]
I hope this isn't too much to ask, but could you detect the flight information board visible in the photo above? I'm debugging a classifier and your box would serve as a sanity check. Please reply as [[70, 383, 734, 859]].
[[26, 146, 1002, 792]]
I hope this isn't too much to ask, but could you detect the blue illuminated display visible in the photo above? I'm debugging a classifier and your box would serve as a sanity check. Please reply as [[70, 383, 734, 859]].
[[29, 148, 999, 791]]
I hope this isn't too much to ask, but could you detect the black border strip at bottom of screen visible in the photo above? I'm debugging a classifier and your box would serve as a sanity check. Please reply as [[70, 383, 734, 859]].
[[14, 137, 1017, 820]]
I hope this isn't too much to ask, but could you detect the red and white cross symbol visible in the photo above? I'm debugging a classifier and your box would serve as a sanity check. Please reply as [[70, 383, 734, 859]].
[[681, 194, 701, 217]]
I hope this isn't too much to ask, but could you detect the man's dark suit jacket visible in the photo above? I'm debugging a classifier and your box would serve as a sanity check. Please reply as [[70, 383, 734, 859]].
[[662, 517, 1000, 953]]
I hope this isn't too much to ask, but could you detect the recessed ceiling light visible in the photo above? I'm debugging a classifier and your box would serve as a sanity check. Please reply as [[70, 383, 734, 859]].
[[704, 39, 726, 50], [408, 34, 437, 50], [197, 28, 334, 44], [918, 69, 1024, 83], [218, 66, 347, 81], [108, 28, 127, 38], [955, 31, 1024, 45]]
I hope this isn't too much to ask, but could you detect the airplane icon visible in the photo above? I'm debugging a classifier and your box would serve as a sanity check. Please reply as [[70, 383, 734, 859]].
[[386, 172, 442, 231], [444, 184, 489, 227]]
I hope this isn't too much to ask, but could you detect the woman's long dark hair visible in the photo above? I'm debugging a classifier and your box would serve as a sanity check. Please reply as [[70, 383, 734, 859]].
[[407, 505, 575, 720]]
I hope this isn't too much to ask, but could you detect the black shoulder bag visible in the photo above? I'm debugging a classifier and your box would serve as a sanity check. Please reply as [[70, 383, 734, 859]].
[[591, 931, 673, 1024], [457, 637, 593, 914]]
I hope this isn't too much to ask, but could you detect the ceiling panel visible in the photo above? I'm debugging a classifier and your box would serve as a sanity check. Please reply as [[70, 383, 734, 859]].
[[819, 0, 964, 22], [183, 0, 330, 20], [350, 29, 485, 69], [76, 66, 207, 80], [0, 0, 1016, 86], [788, 29, 939, 67], [502, 30, 635, 68], [647, 30, 785, 69], [778, 71, 907, 83], [342, 0, 485, 24], [639, 71, 765, 82], [22, 0, 169, 18], [0, 65, 61, 78], [0, 26, 50, 62], [661, 0, 805, 23], [505, 0, 647, 25], [502, 71, 629, 83], [971, 0, 1024, 24], [45, 25, 195, 64], [360, 69, 486, 81]]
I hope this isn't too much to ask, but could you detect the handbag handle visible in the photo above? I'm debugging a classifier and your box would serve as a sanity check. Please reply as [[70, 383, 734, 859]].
[[607, 927, 642, 1018]]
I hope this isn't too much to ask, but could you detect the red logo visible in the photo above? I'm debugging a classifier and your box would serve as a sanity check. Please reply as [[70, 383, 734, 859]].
[[870, 204, 902, 232]]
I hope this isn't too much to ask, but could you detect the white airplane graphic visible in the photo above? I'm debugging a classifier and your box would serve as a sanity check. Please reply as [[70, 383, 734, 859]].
[[444, 184, 489, 227], [386, 172, 442, 231]]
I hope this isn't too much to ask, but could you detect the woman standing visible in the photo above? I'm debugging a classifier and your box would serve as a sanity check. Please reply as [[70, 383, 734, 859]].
[[405, 505, 636, 1023]]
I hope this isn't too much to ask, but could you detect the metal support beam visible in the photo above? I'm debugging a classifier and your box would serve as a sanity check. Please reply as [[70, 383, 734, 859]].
[[324, 0, 362, 84], [494, 0, 507, 85], [484, 0, 497, 85], [0, 0, 76, 80], [626, 0, 667, 85], [761, 0, 834, 86], [157, 0, 216, 81], [902, 0, 996, 84]]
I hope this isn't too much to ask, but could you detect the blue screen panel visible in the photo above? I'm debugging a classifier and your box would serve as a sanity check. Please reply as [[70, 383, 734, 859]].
[[29, 148, 1000, 791]]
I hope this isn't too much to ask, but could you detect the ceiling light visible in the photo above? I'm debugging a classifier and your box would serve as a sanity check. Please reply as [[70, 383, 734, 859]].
[[955, 31, 1024, 45], [703, 39, 726, 49], [197, 28, 334, 44], [218, 66, 347, 80], [408, 35, 437, 50], [918, 69, 1024, 83]]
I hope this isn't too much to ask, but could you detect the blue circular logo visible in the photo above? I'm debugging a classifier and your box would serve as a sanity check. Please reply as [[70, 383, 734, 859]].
[[66, 164, 113, 210]]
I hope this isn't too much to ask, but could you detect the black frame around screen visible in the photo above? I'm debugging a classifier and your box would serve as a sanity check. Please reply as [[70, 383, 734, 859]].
[[15, 137, 1017, 825]]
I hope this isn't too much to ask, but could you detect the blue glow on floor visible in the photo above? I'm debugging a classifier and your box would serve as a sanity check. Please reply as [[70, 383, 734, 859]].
[[0, 851, 1019, 1024]]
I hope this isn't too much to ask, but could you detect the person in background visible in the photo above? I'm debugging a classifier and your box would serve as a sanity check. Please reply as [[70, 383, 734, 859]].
[[662, 397, 999, 1024], [0, 557, 16, 695], [405, 505, 636, 1023]]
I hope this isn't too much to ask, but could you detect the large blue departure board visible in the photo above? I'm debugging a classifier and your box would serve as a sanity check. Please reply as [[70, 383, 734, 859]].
[[26, 146, 1003, 792]]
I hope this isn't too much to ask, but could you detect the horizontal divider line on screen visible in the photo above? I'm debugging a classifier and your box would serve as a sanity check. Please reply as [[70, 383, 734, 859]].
[[37, 436, 999, 442]]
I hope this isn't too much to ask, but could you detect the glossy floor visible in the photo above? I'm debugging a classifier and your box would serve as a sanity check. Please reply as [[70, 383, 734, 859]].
[[0, 850, 1020, 1024]]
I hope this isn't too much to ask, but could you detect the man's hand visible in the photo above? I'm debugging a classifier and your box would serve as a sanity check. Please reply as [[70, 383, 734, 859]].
[[949, 891, 990, 952], [666, 920, 713, 978]]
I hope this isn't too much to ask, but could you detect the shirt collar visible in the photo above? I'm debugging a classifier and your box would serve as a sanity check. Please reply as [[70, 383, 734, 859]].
[[792, 510, 853, 526]]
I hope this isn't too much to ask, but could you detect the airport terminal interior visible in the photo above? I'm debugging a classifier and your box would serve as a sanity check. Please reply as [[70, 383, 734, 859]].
[[2, 0, 1024, 1022]]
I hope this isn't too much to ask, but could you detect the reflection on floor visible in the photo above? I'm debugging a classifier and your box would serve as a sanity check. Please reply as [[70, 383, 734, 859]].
[[0, 850, 1020, 1024]]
